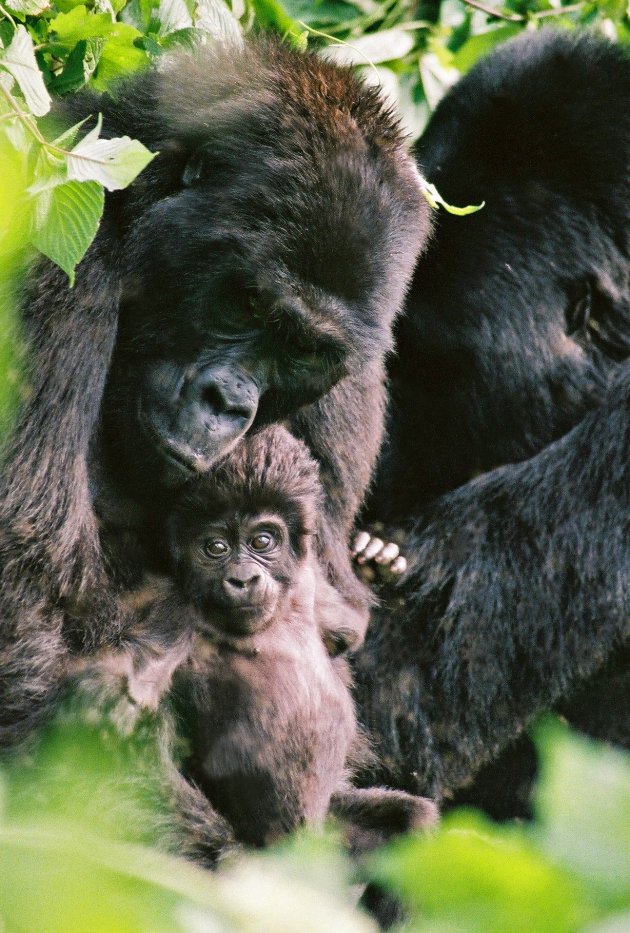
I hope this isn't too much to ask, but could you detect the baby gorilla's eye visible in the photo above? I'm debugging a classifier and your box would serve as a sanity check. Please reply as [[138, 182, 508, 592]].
[[249, 532, 277, 553], [204, 538, 230, 558]]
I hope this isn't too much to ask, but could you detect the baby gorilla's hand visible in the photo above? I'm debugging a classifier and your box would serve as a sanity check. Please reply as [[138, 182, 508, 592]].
[[351, 525, 407, 582]]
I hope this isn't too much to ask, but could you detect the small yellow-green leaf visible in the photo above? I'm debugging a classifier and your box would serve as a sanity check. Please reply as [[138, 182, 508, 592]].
[[420, 178, 485, 216], [48, 6, 114, 49]]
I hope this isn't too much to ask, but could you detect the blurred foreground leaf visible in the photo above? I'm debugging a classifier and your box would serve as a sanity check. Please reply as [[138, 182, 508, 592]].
[[0, 136, 29, 438], [372, 810, 592, 933], [371, 720, 630, 933], [535, 719, 630, 908]]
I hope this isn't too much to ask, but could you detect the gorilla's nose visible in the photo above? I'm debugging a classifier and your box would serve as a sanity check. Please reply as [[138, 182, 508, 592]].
[[185, 364, 259, 427], [223, 569, 263, 604]]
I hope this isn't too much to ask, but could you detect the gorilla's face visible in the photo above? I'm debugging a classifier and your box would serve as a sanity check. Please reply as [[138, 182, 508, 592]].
[[100, 132, 424, 495], [107, 245, 350, 490], [387, 190, 630, 508]]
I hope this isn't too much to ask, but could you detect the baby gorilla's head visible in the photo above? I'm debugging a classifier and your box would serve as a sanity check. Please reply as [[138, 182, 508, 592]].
[[167, 426, 321, 636]]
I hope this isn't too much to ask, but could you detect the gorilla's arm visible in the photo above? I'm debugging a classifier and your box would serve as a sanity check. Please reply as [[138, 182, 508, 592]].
[[292, 359, 387, 609], [355, 370, 630, 799], [0, 249, 120, 744]]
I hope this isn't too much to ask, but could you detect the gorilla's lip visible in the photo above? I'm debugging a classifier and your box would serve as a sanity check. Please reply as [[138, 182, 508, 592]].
[[196, 611, 273, 642], [137, 405, 202, 476]]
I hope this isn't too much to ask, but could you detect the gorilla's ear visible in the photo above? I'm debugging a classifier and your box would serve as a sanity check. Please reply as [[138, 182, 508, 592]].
[[182, 146, 208, 187], [181, 144, 227, 187]]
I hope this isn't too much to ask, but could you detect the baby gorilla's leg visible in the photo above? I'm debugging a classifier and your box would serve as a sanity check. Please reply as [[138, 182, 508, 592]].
[[330, 786, 438, 855]]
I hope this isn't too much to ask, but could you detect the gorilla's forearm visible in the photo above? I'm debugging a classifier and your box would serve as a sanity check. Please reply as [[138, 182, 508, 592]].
[[293, 361, 387, 612], [1, 251, 119, 593], [0, 251, 121, 745], [355, 372, 630, 798]]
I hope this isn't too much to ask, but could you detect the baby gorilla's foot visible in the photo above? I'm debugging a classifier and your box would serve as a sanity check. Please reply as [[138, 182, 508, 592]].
[[351, 525, 407, 582]]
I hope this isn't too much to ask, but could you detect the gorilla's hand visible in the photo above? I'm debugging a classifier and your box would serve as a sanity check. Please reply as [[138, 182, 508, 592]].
[[351, 526, 408, 582]]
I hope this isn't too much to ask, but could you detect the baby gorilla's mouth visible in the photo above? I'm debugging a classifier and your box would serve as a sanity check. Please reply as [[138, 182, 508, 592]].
[[196, 605, 275, 640]]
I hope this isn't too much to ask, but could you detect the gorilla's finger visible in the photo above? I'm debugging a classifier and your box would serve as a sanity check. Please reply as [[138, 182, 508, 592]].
[[374, 542, 400, 565], [357, 537, 384, 563], [351, 531, 371, 556]]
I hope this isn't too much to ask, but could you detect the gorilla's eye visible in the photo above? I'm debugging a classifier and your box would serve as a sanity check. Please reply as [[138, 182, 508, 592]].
[[204, 538, 230, 558], [249, 532, 277, 553]]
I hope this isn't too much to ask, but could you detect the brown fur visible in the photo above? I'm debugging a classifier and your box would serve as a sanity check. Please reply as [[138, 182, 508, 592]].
[[56, 427, 436, 860]]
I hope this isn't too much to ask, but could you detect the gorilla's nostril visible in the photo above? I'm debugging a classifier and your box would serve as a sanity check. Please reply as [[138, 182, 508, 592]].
[[199, 380, 255, 421], [230, 574, 258, 589], [202, 383, 227, 414]]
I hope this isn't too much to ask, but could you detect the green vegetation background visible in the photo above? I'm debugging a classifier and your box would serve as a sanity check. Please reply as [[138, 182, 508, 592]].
[[1, 1, 630, 930]]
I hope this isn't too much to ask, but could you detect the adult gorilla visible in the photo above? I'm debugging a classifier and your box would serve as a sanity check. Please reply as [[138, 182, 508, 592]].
[[356, 30, 630, 816], [0, 37, 428, 745]]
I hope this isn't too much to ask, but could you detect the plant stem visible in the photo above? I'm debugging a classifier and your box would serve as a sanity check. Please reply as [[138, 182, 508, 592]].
[[459, 0, 523, 23], [0, 2, 17, 28], [460, 0, 584, 22]]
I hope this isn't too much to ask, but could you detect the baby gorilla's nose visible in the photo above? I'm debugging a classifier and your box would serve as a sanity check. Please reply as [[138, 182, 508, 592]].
[[223, 569, 263, 604]]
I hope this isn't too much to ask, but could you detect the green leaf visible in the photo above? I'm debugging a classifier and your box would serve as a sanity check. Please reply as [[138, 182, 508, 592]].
[[48, 37, 104, 95], [157, 27, 204, 50], [0, 25, 51, 117], [534, 719, 630, 907], [67, 114, 156, 190], [119, 0, 160, 33], [372, 810, 594, 933], [194, 0, 243, 46], [249, 0, 303, 41], [92, 24, 150, 89], [321, 28, 415, 66], [52, 116, 90, 150], [280, 0, 359, 26], [27, 147, 67, 196], [48, 6, 115, 50], [453, 23, 523, 72], [420, 178, 485, 215], [53, 0, 91, 11], [0, 136, 30, 438], [29, 180, 104, 285]]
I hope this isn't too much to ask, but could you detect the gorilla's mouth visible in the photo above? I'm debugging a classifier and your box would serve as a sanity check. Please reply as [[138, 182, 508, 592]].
[[137, 404, 202, 477], [196, 608, 274, 644]]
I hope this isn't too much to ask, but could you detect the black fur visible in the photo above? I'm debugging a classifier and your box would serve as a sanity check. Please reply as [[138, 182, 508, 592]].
[[357, 30, 630, 814], [0, 36, 429, 746]]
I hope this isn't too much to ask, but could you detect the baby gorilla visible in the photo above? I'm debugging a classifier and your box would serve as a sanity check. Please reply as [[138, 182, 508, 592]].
[[168, 425, 437, 847]]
